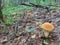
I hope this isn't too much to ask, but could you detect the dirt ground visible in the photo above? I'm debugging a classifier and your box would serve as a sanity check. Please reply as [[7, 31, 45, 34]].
[[0, 8, 60, 45]]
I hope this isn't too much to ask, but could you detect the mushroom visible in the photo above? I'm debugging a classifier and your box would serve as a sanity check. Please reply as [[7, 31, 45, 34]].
[[12, 12, 17, 16], [27, 11, 32, 16], [39, 22, 54, 37]]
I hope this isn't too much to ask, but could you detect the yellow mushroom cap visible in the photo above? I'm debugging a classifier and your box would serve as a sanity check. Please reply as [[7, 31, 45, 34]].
[[39, 22, 54, 31], [12, 12, 16, 15], [27, 12, 32, 16]]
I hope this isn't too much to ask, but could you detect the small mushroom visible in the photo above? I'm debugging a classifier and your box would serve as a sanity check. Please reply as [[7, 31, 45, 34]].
[[27, 12, 32, 16], [12, 12, 17, 16], [39, 22, 54, 37]]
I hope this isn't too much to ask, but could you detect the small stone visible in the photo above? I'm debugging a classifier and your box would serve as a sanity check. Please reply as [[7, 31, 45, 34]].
[[22, 39, 26, 43], [0, 37, 8, 44]]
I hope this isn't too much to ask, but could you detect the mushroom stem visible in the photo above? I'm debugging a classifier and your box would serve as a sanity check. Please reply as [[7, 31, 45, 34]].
[[44, 30, 49, 38]]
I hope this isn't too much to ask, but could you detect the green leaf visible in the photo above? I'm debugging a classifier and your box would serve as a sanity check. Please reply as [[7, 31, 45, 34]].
[[25, 27, 35, 32]]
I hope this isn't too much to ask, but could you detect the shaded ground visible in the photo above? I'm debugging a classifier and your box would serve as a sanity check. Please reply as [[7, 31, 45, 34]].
[[0, 8, 60, 45]]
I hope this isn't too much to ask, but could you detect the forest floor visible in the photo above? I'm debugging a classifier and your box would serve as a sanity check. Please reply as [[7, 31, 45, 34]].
[[0, 8, 60, 45]]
